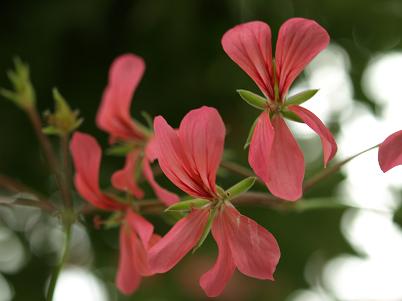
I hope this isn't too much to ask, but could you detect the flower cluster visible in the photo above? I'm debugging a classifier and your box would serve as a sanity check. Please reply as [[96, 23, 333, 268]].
[[67, 17, 342, 296]]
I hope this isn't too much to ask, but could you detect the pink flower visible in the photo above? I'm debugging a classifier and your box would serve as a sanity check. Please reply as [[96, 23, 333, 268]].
[[96, 54, 178, 205], [378, 130, 402, 172], [70, 132, 159, 294], [222, 18, 337, 201], [148, 106, 280, 297]]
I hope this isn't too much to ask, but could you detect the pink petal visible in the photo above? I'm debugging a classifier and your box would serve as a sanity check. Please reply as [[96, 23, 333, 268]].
[[222, 21, 274, 99], [111, 150, 144, 199], [276, 18, 329, 98], [249, 115, 304, 201], [125, 209, 153, 247], [96, 54, 146, 141], [116, 224, 142, 295], [153, 113, 214, 199], [70, 132, 124, 211], [288, 105, 337, 166], [142, 157, 179, 206], [378, 130, 402, 172], [179, 106, 225, 198], [223, 205, 280, 280], [199, 209, 236, 297], [148, 209, 209, 273]]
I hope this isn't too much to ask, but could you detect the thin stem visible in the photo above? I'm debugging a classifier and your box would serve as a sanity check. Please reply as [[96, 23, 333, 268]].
[[46, 222, 72, 301], [220, 161, 259, 180], [26, 107, 71, 209], [303, 144, 379, 192], [61, 134, 73, 209]]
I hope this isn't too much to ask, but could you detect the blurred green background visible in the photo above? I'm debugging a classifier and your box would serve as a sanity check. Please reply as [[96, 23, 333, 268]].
[[1, 0, 402, 300]]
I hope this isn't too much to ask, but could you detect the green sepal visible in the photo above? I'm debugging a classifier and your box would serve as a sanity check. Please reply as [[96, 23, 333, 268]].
[[226, 177, 256, 200], [244, 118, 258, 149], [106, 143, 135, 156], [192, 209, 217, 253], [281, 109, 303, 123], [165, 198, 210, 213], [286, 89, 318, 105], [104, 212, 124, 229], [43, 88, 83, 136], [0, 57, 36, 110], [237, 89, 267, 110], [163, 210, 186, 224], [141, 111, 154, 129]]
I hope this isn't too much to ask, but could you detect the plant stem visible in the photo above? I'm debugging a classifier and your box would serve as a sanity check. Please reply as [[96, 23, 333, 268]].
[[303, 144, 379, 192], [26, 107, 71, 209], [46, 222, 72, 301], [61, 134, 73, 209], [220, 160, 261, 181]]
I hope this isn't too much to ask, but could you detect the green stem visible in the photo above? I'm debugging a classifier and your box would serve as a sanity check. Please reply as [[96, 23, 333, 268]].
[[46, 222, 72, 301], [61, 134, 73, 209], [303, 144, 380, 191]]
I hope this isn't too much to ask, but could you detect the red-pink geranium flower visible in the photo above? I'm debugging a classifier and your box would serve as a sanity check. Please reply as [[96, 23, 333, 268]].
[[378, 130, 402, 172], [70, 132, 159, 294], [148, 106, 280, 297], [222, 18, 337, 201], [96, 53, 178, 205]]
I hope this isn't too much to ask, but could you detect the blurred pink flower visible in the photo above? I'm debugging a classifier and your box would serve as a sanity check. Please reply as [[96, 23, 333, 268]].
[[378, 130, 402, 172], [148, 106, 280, 297], [97, 54, 178, 205], [222, 18, 337, 201], [70, 132, 159, 294]]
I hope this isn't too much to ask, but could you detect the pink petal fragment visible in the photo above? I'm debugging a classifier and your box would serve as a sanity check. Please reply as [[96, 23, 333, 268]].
[[276, 18, 329, 98], [378, 130, 402, 172], [125, 209, 153, 247], [288, 105, 337, 166], [199, 210, 236, 297], [96, 54, 146, 141], [153, 115, 213, 198], [223, 205, 280, 280], [142, 157, 179, 206], [111, 150, 144, 199], [222, 21, 274, 99], [70, 132, 124, 211], [249, 115, 304, 201], [116, 224, 141, 295], [148, 209, 209, 273], [179, 106, 225, 197]]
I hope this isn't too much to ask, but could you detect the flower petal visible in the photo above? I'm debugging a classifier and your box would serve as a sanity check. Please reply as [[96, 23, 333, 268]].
[[288, 105, 337, 166], [153, 115, 212, 198], [199, 210, 236, 297], [116, 224, 142, 295], [142, 157, 179, 206], [70, 132, 124, 211], [223, 205, 280, 280], [276, 18, 329, 98], [179, 106, 225, 197], [96, 54, 146, 141], [222, 21, 274, 99], [249, 115, 304, 201], [378, 130, 402, 172], [111, 150, 144, 199], [125, 209, 153, 247], [148, 209, 209, 273]]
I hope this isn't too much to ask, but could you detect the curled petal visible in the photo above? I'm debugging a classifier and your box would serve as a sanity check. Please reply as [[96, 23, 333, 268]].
[[200, 209, 236, 297], [142, 158, 179, 206], [249, 115, 304, 201], [222, 21, 274, 99], [148, 209, 210, 273], [288, 105, 337, 166], [70, 132, 124, 211], [125, 209, 153, 247], [112, 150, 144, 199], [96, 54, 146, 141], [276, 18, 329, 98], [223, 205, 280, 280], [179, 106, 226, 197], [378, 130, 402, 172], [153, 107, 225, 199], [116, 224, 142, 294]]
